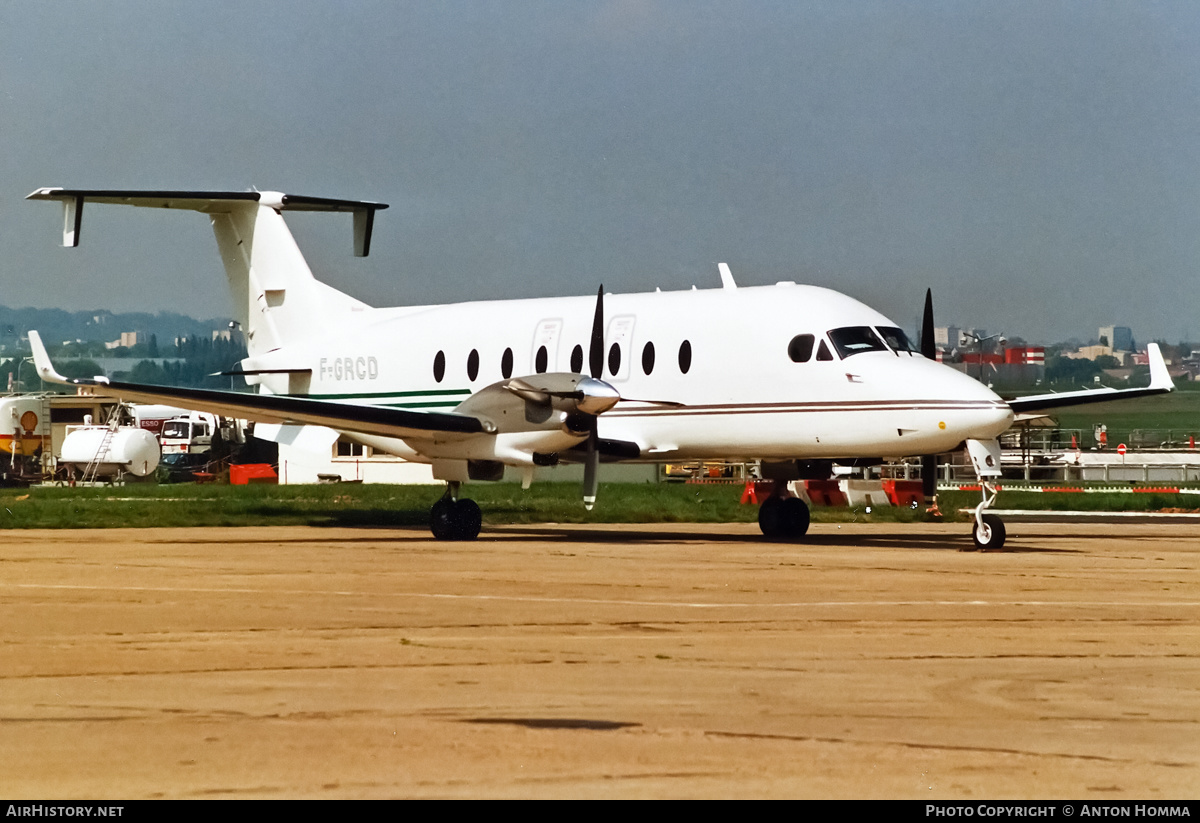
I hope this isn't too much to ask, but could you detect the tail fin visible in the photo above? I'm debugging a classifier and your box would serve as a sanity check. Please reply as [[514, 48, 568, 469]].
[[26, 188, 388, 357]]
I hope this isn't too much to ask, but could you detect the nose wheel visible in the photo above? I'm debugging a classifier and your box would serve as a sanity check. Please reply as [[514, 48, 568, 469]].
[[971, 512, 1006, 550], [430, 483, 482, 541]]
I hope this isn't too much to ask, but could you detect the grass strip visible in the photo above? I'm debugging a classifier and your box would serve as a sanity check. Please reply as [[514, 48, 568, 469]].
[[0, 482, 1195, 529]]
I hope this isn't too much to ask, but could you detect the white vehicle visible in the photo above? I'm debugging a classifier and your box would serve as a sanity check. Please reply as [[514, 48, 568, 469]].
[[160, 412, 217, 457], [26, 188, 1173, 546], [131, 404, 191, 438]]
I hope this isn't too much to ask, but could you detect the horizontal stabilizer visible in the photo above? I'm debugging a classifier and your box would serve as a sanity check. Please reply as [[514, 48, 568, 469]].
[[26, 188, 388, 256]]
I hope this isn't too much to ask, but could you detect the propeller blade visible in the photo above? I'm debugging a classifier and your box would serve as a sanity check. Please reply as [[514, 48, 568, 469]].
[[922, 453, 937, 499], [589, 285, 604, 379], [919, 289, 940, 510], [920, 288, 936, 360], [582, 424, 599, 510], [582, 287, 609, 507]]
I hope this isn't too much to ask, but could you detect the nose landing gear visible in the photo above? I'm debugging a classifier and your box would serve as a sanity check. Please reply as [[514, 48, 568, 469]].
[[965, 440, 1006, 550]]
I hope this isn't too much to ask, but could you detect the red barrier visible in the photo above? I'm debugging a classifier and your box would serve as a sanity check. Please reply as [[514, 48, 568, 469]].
[[882, 479, 924, 507], [230, 463, 278, 485], [740, 480, 776, 505], [804, 480, 847, 507]]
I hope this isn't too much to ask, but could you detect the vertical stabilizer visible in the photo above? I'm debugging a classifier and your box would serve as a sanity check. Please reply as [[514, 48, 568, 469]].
[[209, 203, 371, 355]]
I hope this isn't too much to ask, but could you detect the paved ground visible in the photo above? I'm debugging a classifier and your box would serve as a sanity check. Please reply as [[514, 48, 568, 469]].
[[1, 521, 1198, 799]]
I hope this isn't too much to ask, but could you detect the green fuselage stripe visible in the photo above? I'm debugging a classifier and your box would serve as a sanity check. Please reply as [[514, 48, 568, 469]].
[[307, 388, 472, 401], [384, 401, 461, 409]]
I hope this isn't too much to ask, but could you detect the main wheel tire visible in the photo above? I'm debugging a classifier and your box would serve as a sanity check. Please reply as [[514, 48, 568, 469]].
[[779, 496, 810, 539], [758, 496, 810, 540], [972, 513, 1007, 550], [430, 498, 483, 541], [452, 498, 482, 541], [758, 496, 783, 538], [430, 498, 456, 541]]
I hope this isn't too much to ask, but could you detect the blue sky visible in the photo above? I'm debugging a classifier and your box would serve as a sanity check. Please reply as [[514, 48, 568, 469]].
[[3, 1, 1200, 343]]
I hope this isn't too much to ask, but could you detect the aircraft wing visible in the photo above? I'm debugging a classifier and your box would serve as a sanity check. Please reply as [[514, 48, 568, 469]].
[[1006, 342, 1173, 416], [29, 332, 487, 441]]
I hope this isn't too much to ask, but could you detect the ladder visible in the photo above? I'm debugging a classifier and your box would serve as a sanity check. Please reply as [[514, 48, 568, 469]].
[[80, 425, 116, 485], [80, 404, 125, 485]]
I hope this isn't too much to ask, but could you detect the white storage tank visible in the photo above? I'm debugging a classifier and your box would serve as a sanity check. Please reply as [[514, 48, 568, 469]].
[[59, 426, 161, 477]]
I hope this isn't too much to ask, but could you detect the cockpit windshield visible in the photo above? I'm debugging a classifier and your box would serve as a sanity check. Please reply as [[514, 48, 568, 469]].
[[827, 326, 889, 359], [876, 326, 919, 355]]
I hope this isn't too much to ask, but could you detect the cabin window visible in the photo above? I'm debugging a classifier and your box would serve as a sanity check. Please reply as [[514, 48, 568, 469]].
[[608, 343, 621, 375], [501, 347, 514, 379], [678, 340, 692, 374], [828, 326, 888, 359], [570, 344, 584, 374], [642, 341, 655, 375], [877, 326, 918, 355], [535, 345, 548, 374], [433, 350, 446, 382], [816, 340, 834, 361], [335, 440, 370, 457], [467, 349, 480, 381], [788, 334, 815, 363]]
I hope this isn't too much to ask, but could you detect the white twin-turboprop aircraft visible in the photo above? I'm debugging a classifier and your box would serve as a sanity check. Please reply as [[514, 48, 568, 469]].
[[26, 188, 1173, 548]]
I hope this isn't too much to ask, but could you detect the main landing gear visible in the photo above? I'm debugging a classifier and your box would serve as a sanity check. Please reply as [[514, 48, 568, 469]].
[[757, 481, 810, 540], [430, 482, 482, 541]]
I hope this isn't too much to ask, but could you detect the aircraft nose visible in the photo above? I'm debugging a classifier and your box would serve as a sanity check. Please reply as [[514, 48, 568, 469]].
[[942, 366, 1013, 437]]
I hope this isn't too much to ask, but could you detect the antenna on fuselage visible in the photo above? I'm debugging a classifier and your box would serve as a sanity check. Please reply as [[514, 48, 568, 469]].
[[717, 262, 737, 290]]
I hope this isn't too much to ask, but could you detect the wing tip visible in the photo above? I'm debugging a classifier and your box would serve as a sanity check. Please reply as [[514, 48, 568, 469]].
[[28, 331, 68, 384]]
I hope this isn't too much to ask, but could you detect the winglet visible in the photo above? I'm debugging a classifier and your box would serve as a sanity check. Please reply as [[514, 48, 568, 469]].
[[28, 331, 70, 385], [1146, 342, 1172, 391]]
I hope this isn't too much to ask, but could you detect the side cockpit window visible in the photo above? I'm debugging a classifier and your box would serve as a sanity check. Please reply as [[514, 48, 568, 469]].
[[828, 326, 888, 359], [788, 334, 815, 363], [877, 326, 918, 356]]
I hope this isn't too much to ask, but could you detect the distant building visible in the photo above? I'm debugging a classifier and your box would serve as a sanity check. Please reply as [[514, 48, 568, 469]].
[[104, 331, 146, 350], [934, 325, 961, 350], [1065, 344, 1129, 365], [955, 345, 1044, 385], [1098, 325, 1133, 352], [1004, 347, 1044, 366]]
